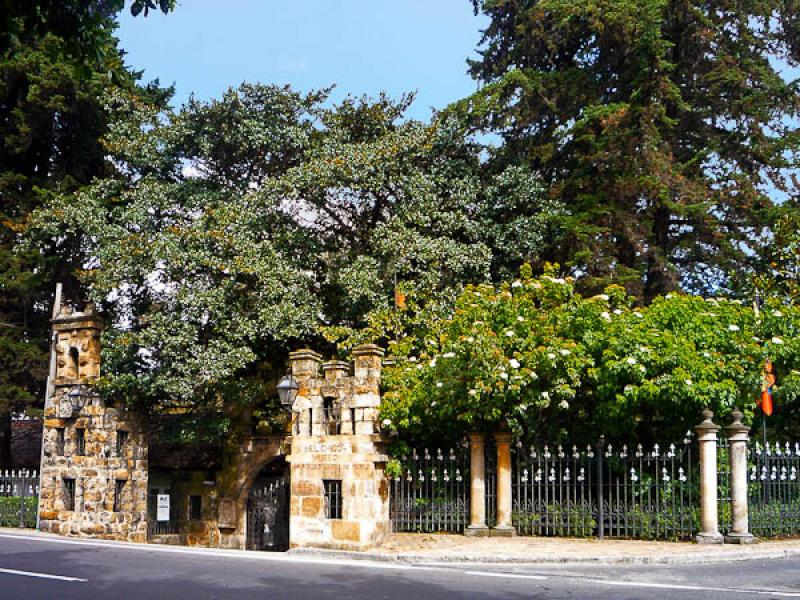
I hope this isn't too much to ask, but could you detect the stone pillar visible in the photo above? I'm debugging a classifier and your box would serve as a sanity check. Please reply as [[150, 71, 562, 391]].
[[493, 430, 514, 536], [465, 432, 489, 536], [725, 408, 756, 544], [352, 344, 384, 435], [695, 409, 724, 544]]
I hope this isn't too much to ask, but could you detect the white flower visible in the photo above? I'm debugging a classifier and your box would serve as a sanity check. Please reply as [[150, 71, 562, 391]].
[[559, 399, 570, 410], [541, 391, 550, 399], [638, 345, 650, 353], [703, 351, 711, 358], [685, 379, 693, 386], [382, 419, 392, 426], [474, 320, 483, 326], [505, 330, 515, 337], [600, 311, 611, 321], [772, 337, 784, 345], [442, 352, 456, 358], [613, 308, 623, 315], [633, 312, 644, 319], [427, 339, 437, 347], [468, 389, 478, 396], [639, 365, 646, 372], [666, 293, 674, 299], [500, 372, 509, 380], [559, 348, 571, 356], [544, 276, 566, 284], [416, 364, 423, 370], [436, 382, 443, 388], [547, 352, 556, 360], [474, 292, 482, 297], [627, 357, 637, 365], [517, 315, 525, 322], [728, 324, 740, 332], [773, 310, 784, 317], [596, 294, 610, 301], [429, 359, 437, 368], [509, 358, 520, 369], [431, 401, 437, 407], [409, 356, 418, 363], [530, 371, 539, 380], [512, 280, 523, 288], [466, 336, 475, 343]]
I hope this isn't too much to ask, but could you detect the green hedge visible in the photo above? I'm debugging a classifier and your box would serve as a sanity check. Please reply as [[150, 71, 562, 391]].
[[0, 497, 38, 528]]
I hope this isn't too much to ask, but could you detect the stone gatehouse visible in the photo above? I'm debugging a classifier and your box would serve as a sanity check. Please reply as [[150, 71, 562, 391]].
[[37, 293, 391, 550]]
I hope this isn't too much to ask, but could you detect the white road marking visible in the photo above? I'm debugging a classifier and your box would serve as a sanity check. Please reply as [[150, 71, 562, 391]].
[[464, 570, 548, 580], [588, 578, 800, 597], [0, 567, 87, 582]]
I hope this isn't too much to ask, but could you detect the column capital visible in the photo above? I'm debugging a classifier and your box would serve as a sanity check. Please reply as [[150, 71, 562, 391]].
[[494, 431, 513, 446], [467, 432, 486, 446]]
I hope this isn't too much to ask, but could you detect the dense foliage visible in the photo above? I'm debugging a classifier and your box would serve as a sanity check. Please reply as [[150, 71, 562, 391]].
[[461, 0, 800, 301], [27, 84, 557, 439], [381, 266, 800, 444]]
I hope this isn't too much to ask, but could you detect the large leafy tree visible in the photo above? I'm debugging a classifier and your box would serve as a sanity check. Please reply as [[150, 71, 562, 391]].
[[29, 84, 559, 441], [0, 1, 173, 465], [460, 0, 800, 301]]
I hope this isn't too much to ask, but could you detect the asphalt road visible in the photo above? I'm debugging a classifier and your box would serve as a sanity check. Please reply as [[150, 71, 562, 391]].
[[1, 532, 800, 600]]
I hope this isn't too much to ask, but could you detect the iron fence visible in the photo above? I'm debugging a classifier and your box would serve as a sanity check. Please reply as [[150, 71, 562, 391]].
[[0, 470, 39, 528], [747, 441, 800, 537], [512, 434, 698, 540], [390, 446, 470, 533]]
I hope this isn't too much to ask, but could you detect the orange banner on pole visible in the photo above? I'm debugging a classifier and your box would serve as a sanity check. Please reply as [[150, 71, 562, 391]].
[[758, 360, 776, 417]]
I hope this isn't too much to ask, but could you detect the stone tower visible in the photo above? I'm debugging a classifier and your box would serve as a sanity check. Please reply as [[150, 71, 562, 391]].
[[38, 289, 149, 540], [287, 344, 391, 549]]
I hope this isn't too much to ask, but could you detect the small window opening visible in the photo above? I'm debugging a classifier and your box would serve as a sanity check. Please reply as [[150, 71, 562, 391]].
[[75, 428, 85, 456], [113, 480, 126, 512], [56, 428, 65, 455], [189, 495, 202, 520], [116, 430, 129, 456], [68, 347, 80, 378], [323, 480, 342, 519], [63, 478, 76, 511]]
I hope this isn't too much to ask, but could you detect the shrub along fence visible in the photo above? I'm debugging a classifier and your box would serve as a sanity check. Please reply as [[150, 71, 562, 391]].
[[0, 470, 39, 528]]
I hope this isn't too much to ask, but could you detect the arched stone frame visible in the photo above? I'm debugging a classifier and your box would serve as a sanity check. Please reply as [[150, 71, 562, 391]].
[[222, 437, 286, 549]]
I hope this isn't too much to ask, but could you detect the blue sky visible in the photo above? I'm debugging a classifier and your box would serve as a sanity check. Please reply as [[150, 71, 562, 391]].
[[117, 1, 488, 122]]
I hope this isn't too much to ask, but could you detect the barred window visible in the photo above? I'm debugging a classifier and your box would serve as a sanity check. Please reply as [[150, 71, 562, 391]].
[[56, 428, 65, 455], [75, 428, 85, 456], [189, 495, 202, 521], [323, 480, 342, 520], [113, 480, 126, 512], [63, 478, 75, 511], [116, 430, 129, 456]]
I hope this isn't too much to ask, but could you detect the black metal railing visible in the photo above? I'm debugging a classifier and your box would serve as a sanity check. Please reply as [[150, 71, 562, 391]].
[[390, 446, 470, 533], [747, 441, 800, 537], [0, 470, 39, 528], [512, 434, 698, 540]]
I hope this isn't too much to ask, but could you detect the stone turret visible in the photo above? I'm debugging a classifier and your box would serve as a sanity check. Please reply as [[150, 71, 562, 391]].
[[38, 290, 149, 541]]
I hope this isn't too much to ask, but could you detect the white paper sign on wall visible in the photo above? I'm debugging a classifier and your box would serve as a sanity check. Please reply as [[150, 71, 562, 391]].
[[157, 494, 170, 522]]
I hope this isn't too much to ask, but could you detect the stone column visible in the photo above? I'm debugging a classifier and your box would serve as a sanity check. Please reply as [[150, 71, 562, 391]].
[[465, 432, 489, 536], [695, 409, 724, 544], [725, 408, 756, 544], [493, 430, 515, 536]]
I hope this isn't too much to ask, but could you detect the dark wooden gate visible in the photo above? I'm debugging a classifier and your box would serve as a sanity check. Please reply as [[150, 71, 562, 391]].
[[246, 472, 290, 551]]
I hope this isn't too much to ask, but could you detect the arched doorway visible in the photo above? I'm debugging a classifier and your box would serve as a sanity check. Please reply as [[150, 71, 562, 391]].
[[246, 456, 290, 551]]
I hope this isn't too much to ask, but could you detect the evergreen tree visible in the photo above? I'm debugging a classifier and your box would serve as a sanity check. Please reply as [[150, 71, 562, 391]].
[[461, 0, 800, 301]]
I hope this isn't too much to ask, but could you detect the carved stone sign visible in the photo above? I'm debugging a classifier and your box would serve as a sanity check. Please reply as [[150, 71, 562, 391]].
[[217, 498, 236, 529]]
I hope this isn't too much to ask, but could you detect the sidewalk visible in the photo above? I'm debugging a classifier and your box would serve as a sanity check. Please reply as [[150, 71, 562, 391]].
[[290, 532, 800, 565]]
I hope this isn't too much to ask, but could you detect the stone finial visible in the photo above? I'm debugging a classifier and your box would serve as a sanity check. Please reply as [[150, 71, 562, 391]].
[[352, 344, 384, 383], [696, 408, 720, 432], [726, 407, 750, 436], [322, 360, 350, 383], [289, 349, 323, 378]]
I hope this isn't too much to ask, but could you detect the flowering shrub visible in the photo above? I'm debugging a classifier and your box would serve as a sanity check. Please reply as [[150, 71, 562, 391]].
[[380, 265, 800, 444]]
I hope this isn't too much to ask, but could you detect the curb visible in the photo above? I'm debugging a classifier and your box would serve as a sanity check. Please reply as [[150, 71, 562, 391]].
[[288, 545, 800, 566]]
